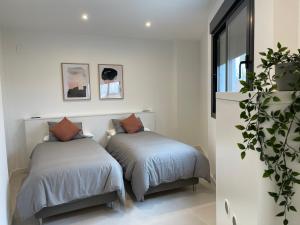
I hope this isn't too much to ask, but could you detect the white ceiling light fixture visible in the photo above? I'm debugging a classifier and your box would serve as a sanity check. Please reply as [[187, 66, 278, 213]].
[[145, 21, 152, 28], [81, 14, 89, 21]]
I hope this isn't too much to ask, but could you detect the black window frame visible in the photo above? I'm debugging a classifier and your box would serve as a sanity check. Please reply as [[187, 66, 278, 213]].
[[210, 0, 255, 118]]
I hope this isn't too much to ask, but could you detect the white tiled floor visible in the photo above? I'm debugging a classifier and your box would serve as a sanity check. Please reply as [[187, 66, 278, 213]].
[[12, 173, 216, 225]]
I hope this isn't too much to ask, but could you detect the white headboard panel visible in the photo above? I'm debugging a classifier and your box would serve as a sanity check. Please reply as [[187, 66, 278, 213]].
[[24, 111, 155, 160]]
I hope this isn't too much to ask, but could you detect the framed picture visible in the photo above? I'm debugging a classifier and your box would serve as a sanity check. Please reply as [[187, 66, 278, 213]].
[[61, 63, 91, 101], [98, 64, 124, 99]]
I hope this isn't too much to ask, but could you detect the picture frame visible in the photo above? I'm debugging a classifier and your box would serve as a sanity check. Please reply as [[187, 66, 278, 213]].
[[98, 64, 124, 100], [61, 63, 91, 101]]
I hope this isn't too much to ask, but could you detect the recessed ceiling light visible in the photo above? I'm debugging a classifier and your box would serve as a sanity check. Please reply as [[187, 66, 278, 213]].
[[81, 14, 89, 21], [145, 21, 152, 28]]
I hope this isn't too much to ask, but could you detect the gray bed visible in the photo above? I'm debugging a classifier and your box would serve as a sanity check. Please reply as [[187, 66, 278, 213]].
[[16, 138, 125, 223], [106, 131, 210, 201]]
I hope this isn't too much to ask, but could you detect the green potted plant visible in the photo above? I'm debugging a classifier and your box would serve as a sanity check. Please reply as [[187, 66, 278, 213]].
[[276, 62, 300, 91], [236, 43, 300, 225]]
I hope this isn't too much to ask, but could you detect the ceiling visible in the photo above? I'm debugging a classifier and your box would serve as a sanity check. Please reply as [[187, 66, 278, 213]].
[[0, 0, 212, 40]]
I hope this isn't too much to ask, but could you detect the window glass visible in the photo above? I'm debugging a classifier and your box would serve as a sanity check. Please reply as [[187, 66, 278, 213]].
[[227, 7, 247, 92], [217, 31, 227, 92], [210, 0, 254, 118]]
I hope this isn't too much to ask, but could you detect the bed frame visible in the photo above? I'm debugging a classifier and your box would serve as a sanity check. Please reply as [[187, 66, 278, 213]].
[[35, 177, 198, 224], [35, 191, 118, 225], [145, 177, 199, 196], [125, 177, 199, 201]]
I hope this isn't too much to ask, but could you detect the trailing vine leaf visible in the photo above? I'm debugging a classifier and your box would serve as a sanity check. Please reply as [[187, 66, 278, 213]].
[[241, 151, 246, 159], [294, 137, 300, 142], [235, 125, 245, 130], [236, 43, 300, 225]]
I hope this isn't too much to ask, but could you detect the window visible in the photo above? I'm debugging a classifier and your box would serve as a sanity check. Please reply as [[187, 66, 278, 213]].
[[210, 0, 254, 118]]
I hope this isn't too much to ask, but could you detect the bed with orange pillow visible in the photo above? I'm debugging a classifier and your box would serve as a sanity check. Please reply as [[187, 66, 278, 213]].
[[16, 117, 125, 224], [106, 114, 211, 201]]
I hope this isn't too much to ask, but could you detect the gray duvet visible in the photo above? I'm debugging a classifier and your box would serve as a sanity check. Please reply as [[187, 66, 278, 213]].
[[106, 131, 210, 201], [16, 138, 125, 221]]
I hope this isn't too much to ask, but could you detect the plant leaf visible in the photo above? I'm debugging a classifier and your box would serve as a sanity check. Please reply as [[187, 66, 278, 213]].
[[277, 42, 282, 49], [241, 151, 246, 159], [273, 96, 280, 102], [263, 169, 274, 178], [276, 212, 284, 217], [293, 137, 300, 142], [237, 143, 246, 150], [235, 125, 245, 130]]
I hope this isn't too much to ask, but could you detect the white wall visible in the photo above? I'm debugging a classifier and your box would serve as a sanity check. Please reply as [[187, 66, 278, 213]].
[[255, 0, 300, 65], [200, 0, 223, 180], [274, 0, 299, 53], [299, 2, 300, 47], [2, 30, 203, 172], [216, 94, 262, 225], [205, 0, 300, 224], [175, 40, 204, 146], [2, 30, 178, 171], [254, 0, 274, 67], [201, 0, 300, 180], [0, 30, 10, 225], [199, 32, 209, 154], [216, 93, 300, 225]]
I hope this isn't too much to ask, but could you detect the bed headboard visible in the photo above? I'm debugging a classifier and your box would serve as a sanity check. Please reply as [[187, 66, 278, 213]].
[[24, 111, 155, 159]]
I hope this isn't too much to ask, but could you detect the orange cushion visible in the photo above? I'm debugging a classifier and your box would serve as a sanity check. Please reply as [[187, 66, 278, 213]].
[[50, 117, 81, 142], [120, 114, 143, 134]]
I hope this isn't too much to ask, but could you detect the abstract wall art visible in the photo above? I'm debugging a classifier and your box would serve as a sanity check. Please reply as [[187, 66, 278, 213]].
[[98, 64, 124, 100], [61, 63, 91, 101]]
